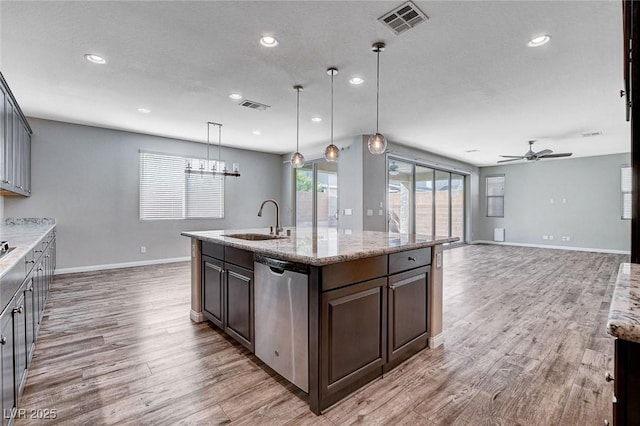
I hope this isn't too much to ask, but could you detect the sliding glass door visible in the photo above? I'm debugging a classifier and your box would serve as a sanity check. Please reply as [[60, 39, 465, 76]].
[[295, 161, 338, 229], [388, 157, 466, 242]]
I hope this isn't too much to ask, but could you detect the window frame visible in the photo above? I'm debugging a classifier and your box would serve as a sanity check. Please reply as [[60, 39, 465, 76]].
[[486, 174, 505, 218], [622, 165, 632, 220]]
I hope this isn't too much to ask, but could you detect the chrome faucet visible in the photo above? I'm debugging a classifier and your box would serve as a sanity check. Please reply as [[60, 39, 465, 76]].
[[258, 199, 283, 235]]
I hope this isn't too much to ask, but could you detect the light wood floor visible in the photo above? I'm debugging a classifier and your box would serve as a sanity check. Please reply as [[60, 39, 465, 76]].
[[16, 245, 627, 425]]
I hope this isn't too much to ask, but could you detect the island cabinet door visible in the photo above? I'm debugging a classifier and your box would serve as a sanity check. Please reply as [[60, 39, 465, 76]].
[[387, 266, 430, 370], [202, 255, 224, 329], [320, 277, 387, 406], [225, 264, 254, 352]]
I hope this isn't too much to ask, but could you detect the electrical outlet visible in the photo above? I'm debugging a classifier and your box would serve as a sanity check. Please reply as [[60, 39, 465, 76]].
[[550, 198, 555, 204], [140, 246, 146, 253], [378, 209, 383, 216], [366, 209, 373, 216], [343, 208, 352, 216], [549, 235, 554, 241], [543, 235, 549, 240]]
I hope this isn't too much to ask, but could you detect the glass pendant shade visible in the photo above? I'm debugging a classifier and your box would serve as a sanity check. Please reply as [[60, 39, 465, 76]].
[[324, 143, 340, 162], [368, 132, 387, 155], [291, 151, 305, 168]]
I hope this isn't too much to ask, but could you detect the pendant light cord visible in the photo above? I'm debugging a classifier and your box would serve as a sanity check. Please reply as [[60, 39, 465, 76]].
[[296, 87, 300, 151], [376, 47, 380, 133], [206, 122, 210, 165], [218, 124, 222, 168], [331, 71, 334, 145]]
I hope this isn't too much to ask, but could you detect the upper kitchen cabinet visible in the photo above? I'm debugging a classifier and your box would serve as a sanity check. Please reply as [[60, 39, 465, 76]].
[[0, 73, 31, 197]]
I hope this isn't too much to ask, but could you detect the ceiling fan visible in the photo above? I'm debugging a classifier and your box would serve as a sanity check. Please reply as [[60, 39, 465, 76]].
[[389, 161, 400, 175], [498, 140, 573, 163]]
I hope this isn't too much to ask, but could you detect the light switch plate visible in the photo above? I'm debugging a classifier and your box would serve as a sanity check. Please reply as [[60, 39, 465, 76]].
[[436, 252, 442, 268], [378, 209, 383, 216], [366, 209, 373, 216], [343, 208, 352, 216]]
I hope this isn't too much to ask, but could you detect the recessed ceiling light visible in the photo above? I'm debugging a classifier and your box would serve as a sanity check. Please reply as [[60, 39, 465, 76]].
[[527, 34, 551, 47], [229, 93, 243, 100], [137, 108, 151, 114], [84, 53, 106, 64], [349, 77, 365, 85], [465, 149, 479, 153], [311, 117, 322, 122], [253, 130, 261, 135], [259, 36, 278, 47]]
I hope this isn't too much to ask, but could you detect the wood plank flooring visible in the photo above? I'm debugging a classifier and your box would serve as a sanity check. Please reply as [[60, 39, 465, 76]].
[[15, 245, 627, 425]]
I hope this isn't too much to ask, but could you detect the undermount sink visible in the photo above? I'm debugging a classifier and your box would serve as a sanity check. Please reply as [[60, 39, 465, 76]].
[[224, 233, 286, 241]]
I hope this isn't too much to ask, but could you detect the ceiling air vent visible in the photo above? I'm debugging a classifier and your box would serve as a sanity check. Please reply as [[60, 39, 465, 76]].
[[581, 131, 603, 138], [378, 1, 429, 36], [238, 99, 270, 111]]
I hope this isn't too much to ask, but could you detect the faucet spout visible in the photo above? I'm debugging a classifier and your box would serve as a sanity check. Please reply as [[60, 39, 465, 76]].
[[257, 199, 283, 235]]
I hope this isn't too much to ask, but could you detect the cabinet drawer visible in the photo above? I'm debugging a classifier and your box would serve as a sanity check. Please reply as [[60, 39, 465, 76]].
[[225, 246, 253, 270], [321, 255, 387, 292], [389, 247, 431, 275], [202, 241, 224, 260]]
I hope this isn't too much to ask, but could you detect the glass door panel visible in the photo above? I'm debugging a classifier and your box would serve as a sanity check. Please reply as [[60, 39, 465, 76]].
[[295, 164, 314, 228], [451, 173, 465, 241], [415, 166, 434, 236], [317, 162, 338, 229], [434, 170, 450, 237], [388, 160, 413, 233]]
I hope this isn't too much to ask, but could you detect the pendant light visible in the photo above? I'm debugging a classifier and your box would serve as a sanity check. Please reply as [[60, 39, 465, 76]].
[[185, 122, 240, 177], [290, 85, 305, 168], [368, 42, 387, 155], [324, 67, 340, 162]]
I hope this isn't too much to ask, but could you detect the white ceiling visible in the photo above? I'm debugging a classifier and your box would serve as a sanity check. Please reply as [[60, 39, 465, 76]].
[[0, 1, 630, 167]]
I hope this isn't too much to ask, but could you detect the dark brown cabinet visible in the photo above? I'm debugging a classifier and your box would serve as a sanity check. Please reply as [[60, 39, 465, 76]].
[[202, 256, 224, 329], [612, 338, 640, 425], [320, 277, 387, 406], [387, 265, 430, 369], [201, 243, 254, 352]]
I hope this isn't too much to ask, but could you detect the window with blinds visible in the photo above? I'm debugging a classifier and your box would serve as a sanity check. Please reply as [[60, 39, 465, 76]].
[[486, 175, 505, 217], [139, 151, 224, 220], [622, 166, 632, 220]]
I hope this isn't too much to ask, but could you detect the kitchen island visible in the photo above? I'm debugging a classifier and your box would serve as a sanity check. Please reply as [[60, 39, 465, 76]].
[[182, 227, 457, 414]]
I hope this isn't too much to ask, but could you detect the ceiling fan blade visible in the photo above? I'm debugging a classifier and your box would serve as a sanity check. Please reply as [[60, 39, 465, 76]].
[[497, 158, 522, 163], [539, 153, 573, 158], [499, 155, 525, 159], [534, 149, 553, 156]]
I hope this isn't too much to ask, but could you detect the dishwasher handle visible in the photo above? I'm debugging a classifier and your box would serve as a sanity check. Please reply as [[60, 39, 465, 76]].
[[254, 254, 309, 275]]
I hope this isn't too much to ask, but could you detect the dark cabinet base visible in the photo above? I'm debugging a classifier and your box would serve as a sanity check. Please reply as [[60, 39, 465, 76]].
[[613, 339, 640, 425]]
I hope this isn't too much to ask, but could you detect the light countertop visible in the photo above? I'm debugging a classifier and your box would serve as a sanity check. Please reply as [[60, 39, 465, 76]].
[[0, 218, 56, 280], [182, 227, 458, 266], [607, 263, 640, 343]]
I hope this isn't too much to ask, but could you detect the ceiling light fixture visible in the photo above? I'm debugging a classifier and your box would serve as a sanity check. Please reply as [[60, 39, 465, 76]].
[[185, 122, 240, 177], [349, 77, 365, 85], [368, 42, 387, 155], [259, 36, 279, 47], [252, 130, 261, 135], [137, 108, 151, 114], [229, 93, 243, 100], [527, 34, 551, 47], [290, 85, 305, 169], [324, 68, 340, 162], [311, 117, 322, 123], [84, 54, 106, 64]]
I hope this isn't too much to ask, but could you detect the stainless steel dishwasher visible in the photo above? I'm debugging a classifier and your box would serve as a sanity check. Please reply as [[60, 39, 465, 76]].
[[254, 255, 309, 393]]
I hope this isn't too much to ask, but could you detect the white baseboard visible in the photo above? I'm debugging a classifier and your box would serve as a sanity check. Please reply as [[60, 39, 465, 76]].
[[190, 310, 204, 323], [470, 240, 630, 255], [429, 333, 444, 348], [55, 256, 191, 275]]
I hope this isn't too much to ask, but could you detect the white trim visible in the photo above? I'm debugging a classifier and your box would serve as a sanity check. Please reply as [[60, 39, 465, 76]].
[[54, 256, 191, 275], [429, 333, 444, 348], [190, 310, 204, 323], [471, 240, 630, 255]]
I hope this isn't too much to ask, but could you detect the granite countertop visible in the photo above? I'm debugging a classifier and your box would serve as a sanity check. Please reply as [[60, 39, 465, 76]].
[[0, 218, 56, 279], [182, 227, 458, 266], [607, 263, 640, 343]]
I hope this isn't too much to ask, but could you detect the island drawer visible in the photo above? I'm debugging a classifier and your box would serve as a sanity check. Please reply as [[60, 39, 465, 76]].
[[202, 241, 224, 260], [389, 247, 431, 275], [321, 255, 387, 291], [225, 246, 253, 270]]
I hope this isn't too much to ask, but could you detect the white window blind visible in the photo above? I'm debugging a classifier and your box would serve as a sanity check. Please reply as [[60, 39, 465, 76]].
[[622, 166, 632, 220], [139, 151, 224, 220], [486, 175, 505, 217]]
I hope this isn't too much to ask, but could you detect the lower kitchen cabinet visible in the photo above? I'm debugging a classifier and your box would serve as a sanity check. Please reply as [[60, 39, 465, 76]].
[[225, 264, 253, 351], [23, 280, 34, 365], [387, 265, 430, 369], [0, 304, 15, 426], [320, 277, 387, 405], [612, 338, 640, 425], [202, 256, 224, 328]]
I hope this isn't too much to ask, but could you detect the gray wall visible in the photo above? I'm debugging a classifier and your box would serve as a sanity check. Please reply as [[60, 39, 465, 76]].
[[4, 118, 283, 270], [337, 137, 364, 231], [477, 153, 630, 252]]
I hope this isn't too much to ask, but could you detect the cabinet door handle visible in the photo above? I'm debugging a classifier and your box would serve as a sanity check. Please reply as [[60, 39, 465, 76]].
[[25, 260, 35, 264], [389, 285, 396, 290], [0, 336, 6, 345], [408, 256, 417, 262], [27, 287, 33, 292], [35, 250, 43, 253], [45, 255, 50, 258], [12, 305, 23, 314], [605, 372, 614, 382]]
